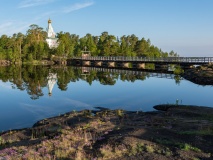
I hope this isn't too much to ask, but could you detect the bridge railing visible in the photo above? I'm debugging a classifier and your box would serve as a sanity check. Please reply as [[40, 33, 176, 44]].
[[73, 56, 213, 63]]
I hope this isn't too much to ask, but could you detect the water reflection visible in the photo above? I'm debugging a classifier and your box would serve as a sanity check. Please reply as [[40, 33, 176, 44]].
[[0, 65, 184, 99], [0, 65, 212, 131], [47, 73, 57, 96]]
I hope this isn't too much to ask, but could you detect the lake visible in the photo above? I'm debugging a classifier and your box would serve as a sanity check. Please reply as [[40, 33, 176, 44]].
[[0, 65, 212, 131]]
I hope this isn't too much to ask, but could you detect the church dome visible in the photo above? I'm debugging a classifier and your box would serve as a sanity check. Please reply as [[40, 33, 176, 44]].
[[48, 19, 52, 23]]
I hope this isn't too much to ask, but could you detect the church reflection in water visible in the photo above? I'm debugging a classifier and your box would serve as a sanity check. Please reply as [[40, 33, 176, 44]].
[[47, 73, 57, 96]]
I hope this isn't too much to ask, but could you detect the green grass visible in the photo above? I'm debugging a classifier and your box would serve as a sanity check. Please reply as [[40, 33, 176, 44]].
[[145, 145, 154, 153], [116, 109, 124, 117], [128, 143, 145, 156], [155, 139, 201, 153], [178, 143, 201, 152]]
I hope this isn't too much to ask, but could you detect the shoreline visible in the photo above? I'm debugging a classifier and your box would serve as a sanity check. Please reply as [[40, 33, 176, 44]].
[[182, 64, 213, 85], [1, 105, 213, 159]]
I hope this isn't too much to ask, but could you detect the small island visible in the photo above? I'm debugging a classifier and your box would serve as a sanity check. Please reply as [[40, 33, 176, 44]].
[[183, 64, 213, 85], [0, 105, 213, 160]]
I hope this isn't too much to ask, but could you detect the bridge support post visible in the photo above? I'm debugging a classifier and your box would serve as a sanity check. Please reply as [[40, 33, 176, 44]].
[[83, 61, 91, 66], [95, 61, 102, 67], [137, 63, 145, 69], [108, 62, 115, 67], [122, 62, 129, 68]]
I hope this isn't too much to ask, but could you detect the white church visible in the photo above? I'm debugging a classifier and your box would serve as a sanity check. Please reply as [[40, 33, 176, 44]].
[[46, 19, 59, 48]]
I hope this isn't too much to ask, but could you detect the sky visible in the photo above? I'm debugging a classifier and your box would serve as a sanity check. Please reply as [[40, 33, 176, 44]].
[[0, 0, 213, 56]]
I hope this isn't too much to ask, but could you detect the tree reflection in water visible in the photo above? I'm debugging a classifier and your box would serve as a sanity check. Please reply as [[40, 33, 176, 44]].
[[0, 65, 180, 99]]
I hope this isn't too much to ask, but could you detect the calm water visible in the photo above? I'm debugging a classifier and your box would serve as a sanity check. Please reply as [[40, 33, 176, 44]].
[[0, 65, 212, 131]]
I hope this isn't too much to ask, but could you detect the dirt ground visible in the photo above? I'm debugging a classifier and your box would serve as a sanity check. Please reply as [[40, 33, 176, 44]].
[[0, 105, 213, 160]]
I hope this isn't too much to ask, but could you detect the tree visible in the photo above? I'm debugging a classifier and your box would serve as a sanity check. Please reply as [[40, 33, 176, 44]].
[[97, 32, 119, 56], [84, 33, 97, 55], [119, 34, 138, 56], [16, 33, 25, 62], [56, 32, 79, 57], [134, 38, 150, 57], [22, 24, 48, 61]]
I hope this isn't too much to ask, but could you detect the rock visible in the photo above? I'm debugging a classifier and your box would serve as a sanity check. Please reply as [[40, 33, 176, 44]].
[[183, 66, 213, 85], [153, 104, 178, 111]]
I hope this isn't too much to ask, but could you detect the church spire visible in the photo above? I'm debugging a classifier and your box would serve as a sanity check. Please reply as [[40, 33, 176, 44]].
[[47, 18, 55, 38], [48, 18, 52, 24], [46, 18, 59, 48]]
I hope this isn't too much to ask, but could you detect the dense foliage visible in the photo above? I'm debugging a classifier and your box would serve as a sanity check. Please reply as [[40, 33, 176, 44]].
[[0, 25, 178, 62]]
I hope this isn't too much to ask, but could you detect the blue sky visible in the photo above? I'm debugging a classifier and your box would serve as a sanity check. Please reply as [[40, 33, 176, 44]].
[[0, 0, 213, 56]]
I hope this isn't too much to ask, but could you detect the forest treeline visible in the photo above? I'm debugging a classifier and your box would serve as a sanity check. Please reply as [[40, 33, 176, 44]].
[[0, 24, 178, 63]]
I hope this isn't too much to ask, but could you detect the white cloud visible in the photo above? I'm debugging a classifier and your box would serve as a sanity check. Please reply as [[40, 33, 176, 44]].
[[18, 0, 55, 8], [20, 103, 56, 120], [0, 22, 13, 30], [0, 21, 29, 36], [63, 98, 92, 108], [63, 1, 94, 13]]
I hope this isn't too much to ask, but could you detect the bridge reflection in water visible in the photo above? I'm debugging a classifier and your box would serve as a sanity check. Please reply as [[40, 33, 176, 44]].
[[77, 66, 182, 80]]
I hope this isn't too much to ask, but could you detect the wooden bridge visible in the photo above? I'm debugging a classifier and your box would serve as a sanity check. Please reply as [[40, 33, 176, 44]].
[[68, 56, 213, 70]]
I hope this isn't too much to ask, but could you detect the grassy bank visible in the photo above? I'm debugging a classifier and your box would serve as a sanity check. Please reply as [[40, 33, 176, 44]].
[[0, 105, 213, 160]]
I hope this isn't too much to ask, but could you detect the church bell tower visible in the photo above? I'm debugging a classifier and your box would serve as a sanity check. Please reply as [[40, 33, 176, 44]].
[[46, 19, 59, 48]]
